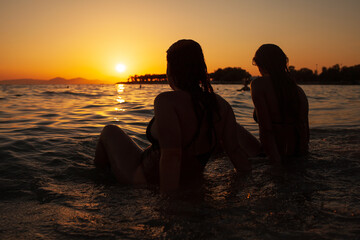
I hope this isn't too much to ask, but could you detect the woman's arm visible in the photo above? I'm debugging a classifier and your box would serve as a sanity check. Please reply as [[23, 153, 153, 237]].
[[298, 86, 310, 153], [221, 99, 251, 173], [236, 123, 261, 157], [251, 80, 281, 165], [154, 93, 182, 193]]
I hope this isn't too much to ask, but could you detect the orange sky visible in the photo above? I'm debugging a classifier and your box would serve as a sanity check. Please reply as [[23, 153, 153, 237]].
[[1, 0, 359, 83]]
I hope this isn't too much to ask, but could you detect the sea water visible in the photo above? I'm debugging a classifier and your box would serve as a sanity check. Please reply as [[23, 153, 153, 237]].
[[0, 84, 359, 239]]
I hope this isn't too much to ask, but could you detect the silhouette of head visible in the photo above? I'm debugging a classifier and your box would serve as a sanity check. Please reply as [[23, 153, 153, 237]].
[[253, 44, 300, 120], [252, 44, 289, 75], [166, 39, 209, 92]]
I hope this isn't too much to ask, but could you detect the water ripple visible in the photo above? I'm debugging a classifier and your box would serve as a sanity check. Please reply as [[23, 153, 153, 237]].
[[0, 84, 359, 239]]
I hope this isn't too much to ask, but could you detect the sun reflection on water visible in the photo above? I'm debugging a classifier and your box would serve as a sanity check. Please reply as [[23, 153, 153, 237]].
[[115, 107, 126, 112], [116, 97, 125, 104], [116, 84, 126, 104], [117, 84, 125, 93]]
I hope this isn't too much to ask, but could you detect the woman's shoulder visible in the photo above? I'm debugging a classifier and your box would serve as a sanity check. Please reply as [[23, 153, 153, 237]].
[[214, 93, 228, 105], [250, 77, 265, 97], [214, 93, 233, 114], [296, 85, 307, 97], [250, 76, 271, 89], [154, 90, 190, 106], [155, 90, 185, 99], [155, 91, 232, 109], [296, 85, 309, 108]]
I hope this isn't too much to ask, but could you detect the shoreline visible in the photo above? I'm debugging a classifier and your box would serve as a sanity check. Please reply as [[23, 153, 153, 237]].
[[1, 81, 359, 86], [116, 81, 360, 85]]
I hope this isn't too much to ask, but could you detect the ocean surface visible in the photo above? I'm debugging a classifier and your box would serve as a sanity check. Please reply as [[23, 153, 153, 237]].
[[0, 84, 359, 239]]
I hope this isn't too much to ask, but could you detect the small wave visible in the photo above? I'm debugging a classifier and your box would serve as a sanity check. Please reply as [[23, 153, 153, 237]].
[[38, 113, 60, 118], [36, 120, 56, 126], [40, 90, 105, 98], [308, 96, 328, 100], [32, 178, 75, 204], [127, 108, 154, 115], [82, 104, 111, 109], [0, 178, 35, 200], [311, 127, 360, 136], [0, 119, 33, 124]]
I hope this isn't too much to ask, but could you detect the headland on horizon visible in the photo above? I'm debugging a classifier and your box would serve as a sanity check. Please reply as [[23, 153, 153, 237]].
[[1, 64, 359, 85], [0, 77, 109, 85]]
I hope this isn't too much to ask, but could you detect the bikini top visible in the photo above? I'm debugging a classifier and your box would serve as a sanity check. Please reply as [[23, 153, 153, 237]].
[[146, 117, 159, 148], [145, 115, 215, 167]]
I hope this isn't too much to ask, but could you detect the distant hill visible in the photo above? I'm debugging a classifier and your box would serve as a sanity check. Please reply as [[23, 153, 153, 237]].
[[0, 77, 108, 85]]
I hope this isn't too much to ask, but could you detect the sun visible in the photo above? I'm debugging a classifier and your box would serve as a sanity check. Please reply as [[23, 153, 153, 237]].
[[115, 63, 126, 73]]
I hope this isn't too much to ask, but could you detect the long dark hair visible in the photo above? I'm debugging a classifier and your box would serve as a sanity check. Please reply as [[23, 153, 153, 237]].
[[252, 44, 300, 121], [166, 39, 219, 139]]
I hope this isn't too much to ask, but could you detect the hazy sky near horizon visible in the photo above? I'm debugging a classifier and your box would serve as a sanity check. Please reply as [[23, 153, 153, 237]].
[[1, 0, 359, 82]]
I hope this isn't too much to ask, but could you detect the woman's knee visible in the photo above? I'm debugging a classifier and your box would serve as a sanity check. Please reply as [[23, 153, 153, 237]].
[[101, 124, 123, 139], [102, 124, 120, 132]]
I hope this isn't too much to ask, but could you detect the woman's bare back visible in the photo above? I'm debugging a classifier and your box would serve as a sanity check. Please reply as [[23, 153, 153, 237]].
[[251, 76, 309, 157]]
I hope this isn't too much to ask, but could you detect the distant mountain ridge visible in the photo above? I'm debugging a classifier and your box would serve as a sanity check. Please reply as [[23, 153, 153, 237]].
[[0, 77, 108, 85]]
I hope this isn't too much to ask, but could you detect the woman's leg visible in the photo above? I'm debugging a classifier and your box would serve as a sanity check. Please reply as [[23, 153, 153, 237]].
[[94, 137, 110, 168], [237, 123, 261, 157], [94, 124, 145, 184]]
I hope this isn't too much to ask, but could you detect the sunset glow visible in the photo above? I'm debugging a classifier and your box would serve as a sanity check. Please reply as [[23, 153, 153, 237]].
[[0, 0, 359, 83], [115, 64, 126, 73]]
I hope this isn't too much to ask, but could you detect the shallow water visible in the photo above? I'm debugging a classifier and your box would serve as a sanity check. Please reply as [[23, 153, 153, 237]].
[[0, 84, 359, 239]]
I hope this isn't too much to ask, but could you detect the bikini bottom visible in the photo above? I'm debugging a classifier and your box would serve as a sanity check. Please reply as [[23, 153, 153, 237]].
[[140, 145, 212, 185], [141, 145, 160, 185]]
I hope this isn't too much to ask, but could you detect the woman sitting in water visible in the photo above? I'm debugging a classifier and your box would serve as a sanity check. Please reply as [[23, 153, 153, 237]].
[[94, 39, 258, 193], [251, 44, 309, 166]]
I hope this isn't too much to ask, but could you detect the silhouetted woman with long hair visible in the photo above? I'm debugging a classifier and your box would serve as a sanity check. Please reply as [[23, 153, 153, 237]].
[[251, 44, 309, 167], [95, 39, 254, 193]]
